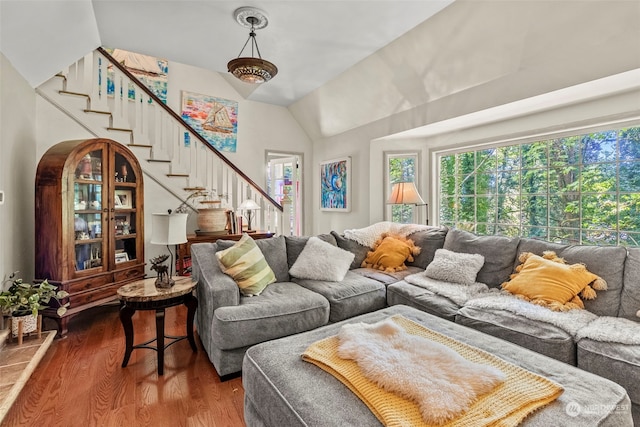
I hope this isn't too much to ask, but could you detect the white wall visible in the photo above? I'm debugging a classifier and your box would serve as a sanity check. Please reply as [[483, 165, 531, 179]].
[[165, 61, 314, 234], [292, 0, 640, 234], [0, 53, 38, 283], [1, 52, 314, 281], [369, 87, 640, 228]]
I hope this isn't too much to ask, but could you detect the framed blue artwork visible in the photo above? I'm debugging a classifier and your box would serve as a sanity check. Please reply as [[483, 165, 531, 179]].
[[320, 157, 351, 212]]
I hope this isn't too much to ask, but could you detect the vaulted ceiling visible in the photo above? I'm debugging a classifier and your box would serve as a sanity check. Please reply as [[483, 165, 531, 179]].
[[0, 0, 453, 107]]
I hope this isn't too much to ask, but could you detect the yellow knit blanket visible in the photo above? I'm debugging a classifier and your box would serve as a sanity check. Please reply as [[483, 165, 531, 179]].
[[302, 315, 563, 427]]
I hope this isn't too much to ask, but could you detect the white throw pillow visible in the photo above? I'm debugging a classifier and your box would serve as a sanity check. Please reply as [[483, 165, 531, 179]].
[[289, 236, 355, 281], [424, 248, 485, 285]]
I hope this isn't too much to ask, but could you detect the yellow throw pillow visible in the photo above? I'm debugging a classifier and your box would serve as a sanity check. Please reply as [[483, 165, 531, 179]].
[[361, 233, 421, 273], [501, 251, 607, 311], [216, 234, 276, 296]]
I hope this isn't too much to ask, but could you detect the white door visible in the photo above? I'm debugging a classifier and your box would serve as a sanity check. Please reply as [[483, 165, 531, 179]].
[[267, 154, 303, 236]]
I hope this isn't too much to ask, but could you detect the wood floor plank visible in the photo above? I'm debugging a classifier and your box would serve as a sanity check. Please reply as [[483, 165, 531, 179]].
[[2, 303, 246, 426]]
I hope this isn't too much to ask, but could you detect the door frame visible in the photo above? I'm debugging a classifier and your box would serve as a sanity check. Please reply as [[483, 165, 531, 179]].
[[265, 150, 304, 235]]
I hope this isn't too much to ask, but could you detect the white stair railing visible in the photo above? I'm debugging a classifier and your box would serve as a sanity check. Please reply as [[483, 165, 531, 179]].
[[43, 48, 291, 235]]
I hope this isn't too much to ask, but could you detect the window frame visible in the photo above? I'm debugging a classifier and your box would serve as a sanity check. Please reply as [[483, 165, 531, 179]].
[[435, 125, 640, 246], [384, 150, 422, 224]]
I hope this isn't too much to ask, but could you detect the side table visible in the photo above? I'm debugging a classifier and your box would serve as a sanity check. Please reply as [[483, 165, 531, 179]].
[[117, 276, 197, 375]]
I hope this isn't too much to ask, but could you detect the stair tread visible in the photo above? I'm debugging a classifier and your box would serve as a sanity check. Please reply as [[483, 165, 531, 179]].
[[84, 109, 111, 115], [128, 144, 152, 148], [59, 90, 89, 98], [107, 127, 133, 132], [147, 159, 171, 163], [167, 174, 189, 177]]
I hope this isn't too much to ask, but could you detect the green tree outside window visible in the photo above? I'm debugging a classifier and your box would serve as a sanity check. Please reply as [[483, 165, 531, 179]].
[[439, 126, 640, 246]]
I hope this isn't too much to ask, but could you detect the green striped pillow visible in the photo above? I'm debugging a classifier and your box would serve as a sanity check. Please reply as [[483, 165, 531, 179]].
[[216, 234, 276, 296]]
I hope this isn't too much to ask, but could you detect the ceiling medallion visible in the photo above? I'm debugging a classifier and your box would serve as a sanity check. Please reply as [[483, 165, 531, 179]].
[[227, 7, 278, 84]]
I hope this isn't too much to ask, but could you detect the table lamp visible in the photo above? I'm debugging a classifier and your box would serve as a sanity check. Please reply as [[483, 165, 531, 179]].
[[387, 182, 429, 225], [237, 199, 261, 232], [150, 210, 188, 288]]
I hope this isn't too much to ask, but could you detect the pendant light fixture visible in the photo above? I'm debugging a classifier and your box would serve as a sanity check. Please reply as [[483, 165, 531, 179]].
[[227, 7, 278, 84]]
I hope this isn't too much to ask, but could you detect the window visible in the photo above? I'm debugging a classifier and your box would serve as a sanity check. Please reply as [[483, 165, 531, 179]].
[[385, 152, 420, 223], [438, 126, 640, 246]]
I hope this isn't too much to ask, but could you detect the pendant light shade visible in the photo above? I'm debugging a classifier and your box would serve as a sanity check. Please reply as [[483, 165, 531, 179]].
[[228, 7, 278, 84]]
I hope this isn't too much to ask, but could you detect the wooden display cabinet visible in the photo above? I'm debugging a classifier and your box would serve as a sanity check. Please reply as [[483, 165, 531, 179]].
[[35, 138, 145, 336]]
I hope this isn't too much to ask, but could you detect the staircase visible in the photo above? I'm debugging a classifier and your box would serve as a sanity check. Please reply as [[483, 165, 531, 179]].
[[36, 47, 289, 235]]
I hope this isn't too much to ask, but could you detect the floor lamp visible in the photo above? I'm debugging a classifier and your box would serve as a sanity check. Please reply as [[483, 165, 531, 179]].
[[387, 182, 429, 225], [150, 211, 188, 288]]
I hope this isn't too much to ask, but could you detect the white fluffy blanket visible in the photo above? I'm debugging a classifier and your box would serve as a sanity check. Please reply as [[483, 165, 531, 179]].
[[404, 272, 493, 305], [343, 221, 431, 248], [464, 293, 598, 336], [576, 316, 640, 345], [337, 318, 505, 425]]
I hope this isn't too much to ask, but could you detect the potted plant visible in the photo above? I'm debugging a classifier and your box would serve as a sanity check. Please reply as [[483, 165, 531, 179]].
[[0, 272, 69, 337]]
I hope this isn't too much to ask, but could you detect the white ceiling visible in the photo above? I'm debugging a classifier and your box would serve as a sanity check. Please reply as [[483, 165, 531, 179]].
[[0, 0, 454, 106]]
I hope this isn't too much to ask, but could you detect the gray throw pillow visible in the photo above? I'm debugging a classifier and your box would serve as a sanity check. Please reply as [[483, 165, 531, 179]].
[[331, 231, 369, 269], [425, 248, 485, 285], [406, 226, 449, 269], [443, 229, 519, 287]]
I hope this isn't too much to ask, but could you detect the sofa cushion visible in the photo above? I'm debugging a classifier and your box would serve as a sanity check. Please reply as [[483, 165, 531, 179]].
[[577, 339, 640, 408], [621, 248, 640, 320], [386, 280, 461, 321], [406, 226, 448, 269], [425, 248, 485, 285], [443, 229, 519, 287], [211, 281, 330, 350], [351, 266, 423, 286], [216, 234, 276, 296], [289, 237, 354, 281], [558, 245, 627, 317], [501, 252, 606, 311], [513, 238, 568, 271], [331, 231, 370, 269], [218, 235, 290, 282], [455, 306, 577, 365], [284, 234, 337, 269], [293, 271, 386, 322]]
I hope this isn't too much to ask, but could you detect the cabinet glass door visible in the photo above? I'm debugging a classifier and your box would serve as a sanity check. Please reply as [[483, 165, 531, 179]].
[[73, 149, 105, 272], [113, 152, 138, 265]]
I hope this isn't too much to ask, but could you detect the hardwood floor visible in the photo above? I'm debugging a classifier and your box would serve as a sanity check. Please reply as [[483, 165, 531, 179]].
[[2, 302, 245, 427]]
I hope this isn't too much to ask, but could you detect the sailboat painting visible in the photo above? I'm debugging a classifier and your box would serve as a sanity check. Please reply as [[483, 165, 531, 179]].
[[104, 48, 168, 103], [181, 91, 238, 152]]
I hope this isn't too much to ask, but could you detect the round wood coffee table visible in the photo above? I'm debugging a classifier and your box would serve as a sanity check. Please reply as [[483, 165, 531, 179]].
[[117, 276, 197, 375]]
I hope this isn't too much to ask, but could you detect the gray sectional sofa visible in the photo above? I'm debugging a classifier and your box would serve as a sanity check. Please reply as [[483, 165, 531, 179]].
[[190, 226, 640, 423]]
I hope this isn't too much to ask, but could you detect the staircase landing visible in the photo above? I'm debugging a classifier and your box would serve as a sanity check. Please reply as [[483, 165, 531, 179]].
[[0, 330, 56, 423]]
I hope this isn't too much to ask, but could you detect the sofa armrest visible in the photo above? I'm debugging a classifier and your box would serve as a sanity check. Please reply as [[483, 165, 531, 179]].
[[191, 243, 240, 311]]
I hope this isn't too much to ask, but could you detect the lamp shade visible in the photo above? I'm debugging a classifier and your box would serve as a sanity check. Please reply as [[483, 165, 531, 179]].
[[238, 199, 261, 211], [150, 213, 188, 245], [387, 182, 425, 205]]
